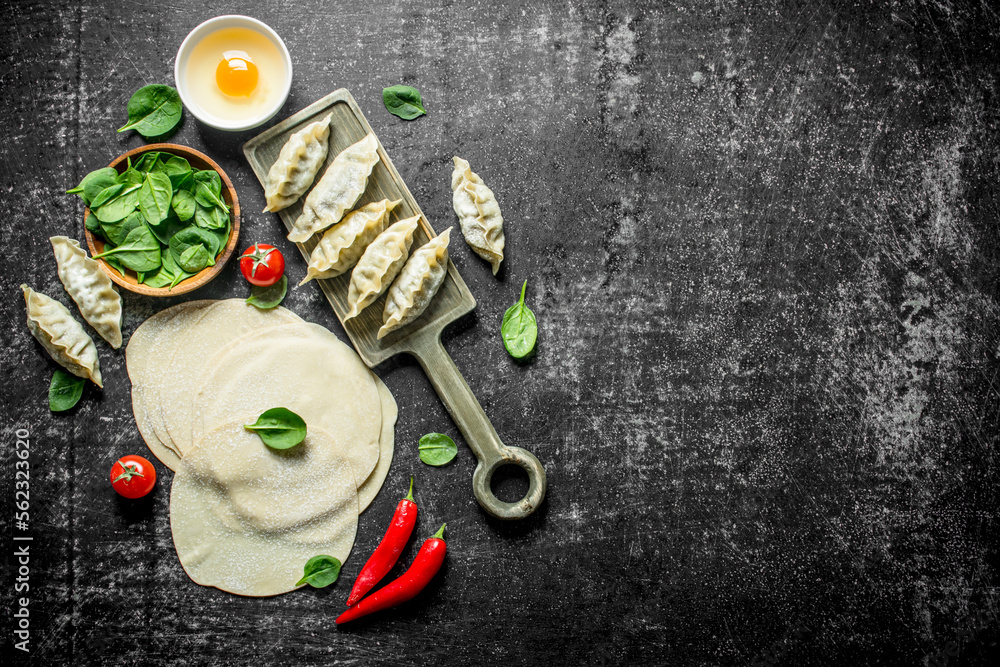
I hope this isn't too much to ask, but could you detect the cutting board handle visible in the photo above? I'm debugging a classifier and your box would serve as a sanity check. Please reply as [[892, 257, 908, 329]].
[[408, 330, 547, 520]]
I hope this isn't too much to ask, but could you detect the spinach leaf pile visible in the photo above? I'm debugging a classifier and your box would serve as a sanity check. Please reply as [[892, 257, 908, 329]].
[[70, 151, 231, 290]]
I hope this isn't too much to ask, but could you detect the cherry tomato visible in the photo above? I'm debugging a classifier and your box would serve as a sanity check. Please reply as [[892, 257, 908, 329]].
[[110, 455, 157, 499], [239, 244, 285, 286]]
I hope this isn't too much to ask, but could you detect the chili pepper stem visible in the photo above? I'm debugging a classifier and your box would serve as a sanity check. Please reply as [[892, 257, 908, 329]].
[[406, 476, 414, 502], [432, 523, 446, 540]]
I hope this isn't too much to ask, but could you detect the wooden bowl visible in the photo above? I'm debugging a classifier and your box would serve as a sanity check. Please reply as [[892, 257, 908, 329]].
[[84, 143, 240, 296]]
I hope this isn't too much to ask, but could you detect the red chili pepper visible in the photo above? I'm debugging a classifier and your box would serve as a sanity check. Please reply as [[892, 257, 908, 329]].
[[345, 477, 418, 607], [335, 523, 447, 625]]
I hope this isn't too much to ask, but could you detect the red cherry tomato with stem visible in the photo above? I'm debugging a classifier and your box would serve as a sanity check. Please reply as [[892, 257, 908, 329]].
[[239, 244, 285, 287], [110, 455, 157, 499]]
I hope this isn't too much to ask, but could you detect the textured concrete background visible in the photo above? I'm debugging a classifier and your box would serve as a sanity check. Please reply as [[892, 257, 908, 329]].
[[2, 0, 1000, 665]]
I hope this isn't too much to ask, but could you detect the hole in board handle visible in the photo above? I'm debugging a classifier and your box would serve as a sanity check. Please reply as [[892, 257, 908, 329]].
[[472, 446, 547, 520]]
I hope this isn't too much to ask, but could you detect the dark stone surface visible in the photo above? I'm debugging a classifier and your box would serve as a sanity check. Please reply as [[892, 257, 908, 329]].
[[2, 1, 1000, 665]]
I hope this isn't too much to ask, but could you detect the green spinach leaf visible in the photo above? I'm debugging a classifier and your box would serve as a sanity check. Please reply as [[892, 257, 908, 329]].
[[68, 167, 119, 207], [49, 370, 86, 412], [194, 203, 229, 230], [100, 211, 144, 246], [117, 85, 182, 138], [296, 555, 341, 588], [160, 244, 181, 273], [177, 243, 211, 273], [92, 224, 161, 272], [206, 222, 231, 258], [140, 265, 174, 288], [92, 183, 141, 223], [138, 171, 173, 225], [175, 170, 195, 193], [89, 183, 125, 210], [133, 152, 163, 173], [246, 275, 287, 310], [169, 271, 192, 289], [159, 249, 193, 289], [117, 165, 144, 187], [162, 155, 192, 188], [212, 205, 231, 229], [244, 407, 307, 449], [193, 169, 222, 195], [172, 189, 196, 222], [194, 180, 229, 213], [501, 280, 537, 359], [103, 255, 126, 277], [170, 226, 219, 264], [418, 432, 457, 466], [84, 211, 102, 235], [383, 85, 427, 120]]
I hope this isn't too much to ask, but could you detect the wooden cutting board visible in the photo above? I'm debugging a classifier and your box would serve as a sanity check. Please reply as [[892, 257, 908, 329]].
[[243, 89, 546, 519]]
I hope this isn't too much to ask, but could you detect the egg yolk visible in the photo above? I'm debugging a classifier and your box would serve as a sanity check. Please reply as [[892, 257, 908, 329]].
[[216, 50, 259, 97]]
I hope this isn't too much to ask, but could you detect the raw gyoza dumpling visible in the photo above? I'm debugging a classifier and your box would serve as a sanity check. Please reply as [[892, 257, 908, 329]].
[[451, 156, 505, 275], [299, 199, 400, 286], [263, 113, 332, 213], [378, 228, 451, 339], [287, 134, 380, 243], [22, 284, 102, 387], [345, 215, 419, 319], [50, 236, 122, 348]]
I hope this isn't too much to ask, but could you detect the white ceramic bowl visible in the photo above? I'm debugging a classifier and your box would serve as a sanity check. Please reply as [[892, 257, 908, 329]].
[[174, 15, 292, 131]]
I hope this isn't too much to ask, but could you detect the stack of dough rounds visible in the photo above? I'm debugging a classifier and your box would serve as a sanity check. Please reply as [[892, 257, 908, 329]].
[[125, 299, 397, 596], [170, 422, 358, 597]]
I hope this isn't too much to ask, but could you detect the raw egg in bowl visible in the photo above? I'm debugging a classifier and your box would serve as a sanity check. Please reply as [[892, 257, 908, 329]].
[[175, 16, 292, 131]]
